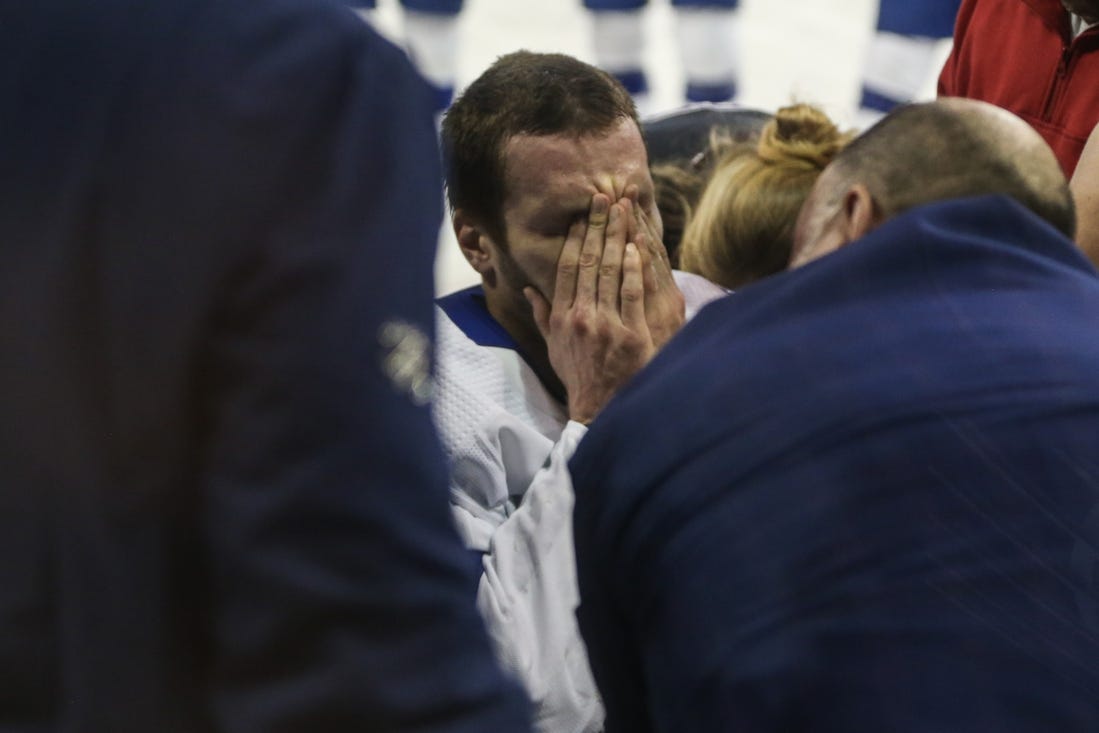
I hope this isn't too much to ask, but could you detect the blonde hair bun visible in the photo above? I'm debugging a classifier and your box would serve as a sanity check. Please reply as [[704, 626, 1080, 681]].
[[756, 103, 854, 170]]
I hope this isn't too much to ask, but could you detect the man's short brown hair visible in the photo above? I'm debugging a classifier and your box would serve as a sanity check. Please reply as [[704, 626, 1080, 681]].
[[441, 51, 639, 246]]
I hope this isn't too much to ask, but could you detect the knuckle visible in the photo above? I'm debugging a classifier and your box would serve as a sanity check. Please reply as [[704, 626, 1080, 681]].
[[621, 284, 644, 303], [570, 312, 591, 334], [620, 333, 645, 352], [578, 252, 599, 268]]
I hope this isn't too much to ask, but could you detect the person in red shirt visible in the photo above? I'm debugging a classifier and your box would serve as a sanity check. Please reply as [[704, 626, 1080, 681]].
[[939, 0, 1099, 177]]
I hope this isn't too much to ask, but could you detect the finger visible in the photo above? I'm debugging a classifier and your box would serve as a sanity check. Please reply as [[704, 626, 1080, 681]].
[[619, 195, 638, 245], [553, 217, 587, 308], [636, 206, 666, 260], [524, 286, 552, 340], [623, 185, 646, 247], [620, 242, 647, 330], [598, 200, 628, 312], [637, 207, 676, 286], [635, 230, 659, 295], [576, 193, 610, 305]]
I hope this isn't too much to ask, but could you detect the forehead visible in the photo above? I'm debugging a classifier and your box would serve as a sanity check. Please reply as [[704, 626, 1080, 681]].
[[501, 118, 652, 211]]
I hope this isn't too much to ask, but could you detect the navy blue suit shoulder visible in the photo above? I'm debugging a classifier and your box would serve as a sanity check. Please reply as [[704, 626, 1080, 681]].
[[0, 1, 530, 731], [571, 196, 1099, 733]]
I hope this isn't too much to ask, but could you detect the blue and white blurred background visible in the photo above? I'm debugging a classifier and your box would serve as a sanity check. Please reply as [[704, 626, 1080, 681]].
[[363, 0, 952, 295]]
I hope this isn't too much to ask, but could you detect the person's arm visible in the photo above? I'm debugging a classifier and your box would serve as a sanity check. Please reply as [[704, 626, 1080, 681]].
[[474, 194, 666, 732], [476, 420, 602, 733], [1070, 121, 1099, 268], [194, 7, 529, 731]]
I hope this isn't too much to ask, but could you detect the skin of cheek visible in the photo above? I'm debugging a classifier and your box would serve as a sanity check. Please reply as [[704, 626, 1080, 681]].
[[790, 194, 836, 267], [495, 229, 565, 304], [496, 182, 574, 301]]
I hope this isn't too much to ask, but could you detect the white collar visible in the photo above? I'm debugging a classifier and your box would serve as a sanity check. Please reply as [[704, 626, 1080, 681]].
[[1070, 12, 1099, 38]]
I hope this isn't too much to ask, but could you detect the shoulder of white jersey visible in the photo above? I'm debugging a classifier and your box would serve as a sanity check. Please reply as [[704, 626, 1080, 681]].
[[673, 269, 730, 320], [436, 285, 521, 350]]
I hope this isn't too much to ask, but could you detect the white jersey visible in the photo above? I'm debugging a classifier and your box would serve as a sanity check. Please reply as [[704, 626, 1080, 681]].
[[433, 271, 727, 733]]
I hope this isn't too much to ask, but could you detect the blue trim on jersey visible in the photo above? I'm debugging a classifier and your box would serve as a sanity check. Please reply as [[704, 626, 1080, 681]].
[[686, 80, 737, 103], [671, 0, 738, 7], [876, 0, 960, 38], [613, 69, 649, 96], [402, 0, 463, 14], [344, 0, 463, 11], [429, 83, 455, 112], [437, 286, 521, 351], [584, 0, 646, 9], [585, 0, 737, 8], [860, 87, 902, 114]]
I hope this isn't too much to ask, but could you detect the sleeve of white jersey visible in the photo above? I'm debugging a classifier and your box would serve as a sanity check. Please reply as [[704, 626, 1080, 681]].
[[476, 420, 605, 733]]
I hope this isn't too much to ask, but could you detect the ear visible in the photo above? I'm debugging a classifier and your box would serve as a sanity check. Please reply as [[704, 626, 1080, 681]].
[[452, 209, 497, 279], [837, 183, 879, 245]]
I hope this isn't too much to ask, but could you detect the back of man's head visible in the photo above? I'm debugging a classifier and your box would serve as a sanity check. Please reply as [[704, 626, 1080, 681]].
[[441, 51, 638, 243], [828, 98, 1074, 239]]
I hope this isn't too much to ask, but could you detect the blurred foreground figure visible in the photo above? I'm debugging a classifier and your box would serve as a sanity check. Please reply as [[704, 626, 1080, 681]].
[[572, 98, 1099, 732], [347, 0, 463, 111], [0, 1, 531, 731], [641, 102, 773, 263]]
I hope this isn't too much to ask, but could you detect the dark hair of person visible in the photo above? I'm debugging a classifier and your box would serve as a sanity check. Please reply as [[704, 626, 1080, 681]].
[[441, 51, 639, 247], [644, 106, 772, 264], [651, 159, 714, 267]]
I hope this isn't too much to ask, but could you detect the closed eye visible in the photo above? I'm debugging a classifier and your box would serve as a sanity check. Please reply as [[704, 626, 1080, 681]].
[[532, 210, 586, 237]]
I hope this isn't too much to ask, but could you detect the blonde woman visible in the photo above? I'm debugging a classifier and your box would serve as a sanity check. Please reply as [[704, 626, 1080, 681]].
[[678, 103, 855, 288]]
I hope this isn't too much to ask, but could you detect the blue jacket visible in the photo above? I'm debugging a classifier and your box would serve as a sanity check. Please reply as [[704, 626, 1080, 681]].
[[0, 1, 529, 731], [571, 195, 1099, 732]]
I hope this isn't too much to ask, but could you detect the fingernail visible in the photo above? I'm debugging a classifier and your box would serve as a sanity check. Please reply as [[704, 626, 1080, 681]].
[[625, 242, 638, 256], [591, 195, 609, 216]]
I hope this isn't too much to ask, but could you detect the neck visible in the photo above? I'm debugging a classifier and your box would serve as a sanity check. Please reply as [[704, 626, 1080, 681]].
[[484, 293, 567, 405]]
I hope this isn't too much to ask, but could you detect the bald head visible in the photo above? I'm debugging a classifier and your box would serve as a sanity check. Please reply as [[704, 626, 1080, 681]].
[[791, 98, 1074, 267]]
